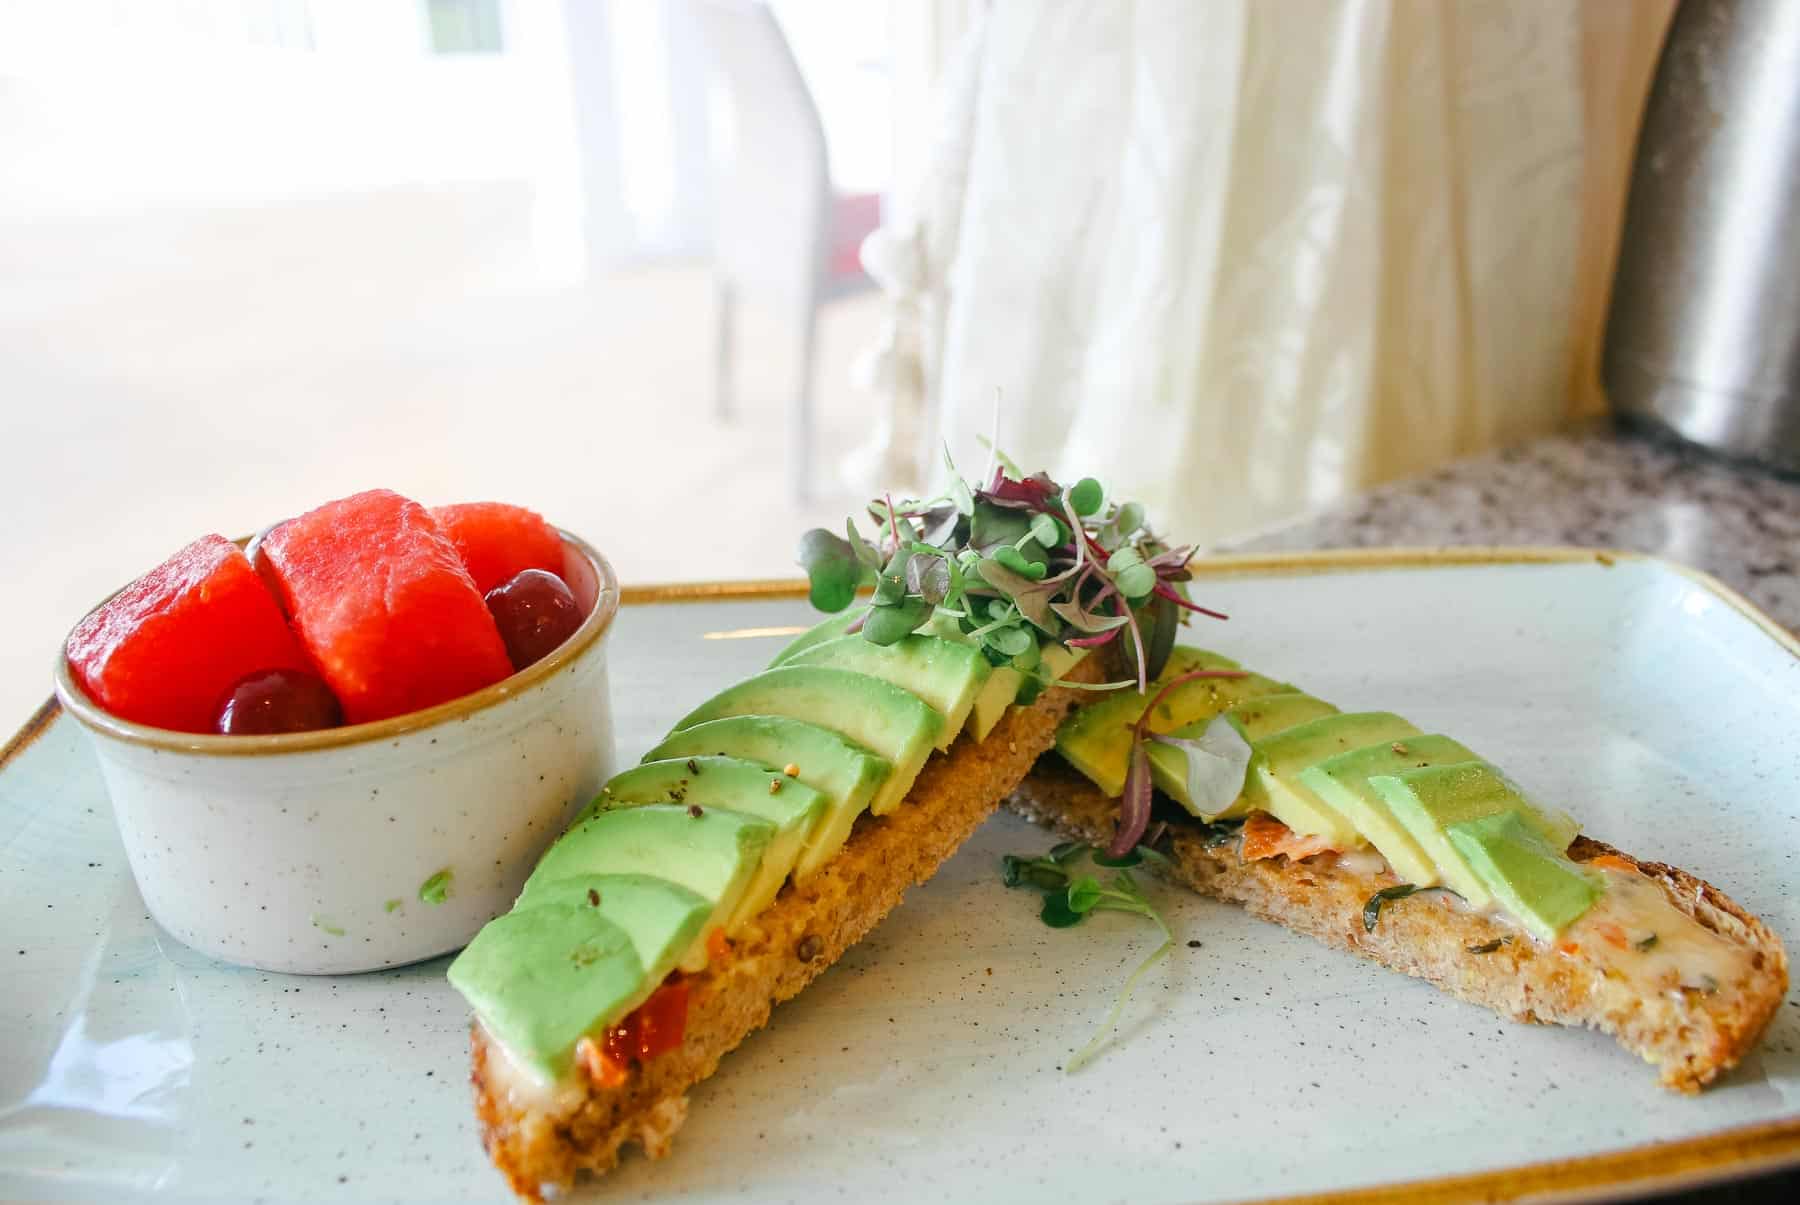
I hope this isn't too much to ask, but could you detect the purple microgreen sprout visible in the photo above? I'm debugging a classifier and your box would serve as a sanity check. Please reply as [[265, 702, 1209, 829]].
[[1154, 579, 1230, 622], [1114, 739, 1155, 861]]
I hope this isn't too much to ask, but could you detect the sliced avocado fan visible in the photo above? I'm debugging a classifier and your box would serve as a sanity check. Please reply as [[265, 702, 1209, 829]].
[[521, 804, 774, 970], [643, 715, 889, 874], [785, 635, 990, 751], [1050, 645, 1598, 942], [595, 757, 829, 915], [672, 665, 942, 815], [1055, 647, 1292, 797]]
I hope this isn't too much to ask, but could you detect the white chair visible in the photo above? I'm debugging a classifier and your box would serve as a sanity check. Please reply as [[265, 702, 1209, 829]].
[[692, 0, 879, 498]]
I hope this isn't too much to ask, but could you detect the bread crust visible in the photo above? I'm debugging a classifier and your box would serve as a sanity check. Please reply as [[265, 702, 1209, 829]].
[[1006, 757, 1788, 1094], [469, 668, 1098, 1201]]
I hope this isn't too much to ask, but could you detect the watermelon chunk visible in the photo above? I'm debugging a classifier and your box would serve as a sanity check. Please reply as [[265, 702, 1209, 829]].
[[431, 502, 566, 596], [262, 490, 513, 725], [66, 534, 313, 734]]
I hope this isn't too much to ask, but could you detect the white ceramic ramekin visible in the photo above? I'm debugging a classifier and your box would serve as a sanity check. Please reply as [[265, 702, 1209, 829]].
[[53, 532, 618, 974]]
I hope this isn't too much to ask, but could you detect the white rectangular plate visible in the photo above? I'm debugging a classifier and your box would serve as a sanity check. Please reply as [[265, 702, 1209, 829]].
[[2, 551, 1796, 1202]]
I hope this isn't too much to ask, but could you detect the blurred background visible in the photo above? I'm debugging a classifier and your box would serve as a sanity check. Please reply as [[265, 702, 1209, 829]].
[[1, 0, 1673, 725]]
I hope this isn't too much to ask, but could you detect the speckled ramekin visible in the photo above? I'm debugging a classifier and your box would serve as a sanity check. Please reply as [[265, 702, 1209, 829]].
[[53, 532, 619, 975]]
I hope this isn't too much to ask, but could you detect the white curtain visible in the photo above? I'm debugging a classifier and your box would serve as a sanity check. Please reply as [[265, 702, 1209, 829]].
[[858, 0, 1671, 545]]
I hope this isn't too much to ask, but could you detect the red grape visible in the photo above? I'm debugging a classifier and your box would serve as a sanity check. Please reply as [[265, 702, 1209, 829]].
[[214, 668, 344, 735], [485, 569, 583, 671]]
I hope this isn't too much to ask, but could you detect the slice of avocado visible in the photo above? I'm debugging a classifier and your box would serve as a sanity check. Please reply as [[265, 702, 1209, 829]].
[[1445, 811, 1604, 941], [446, 893, 645, 1082], [520, 804, 774, 967], [785, 635, 990, 750], [922, 617, 1089, 741], [968, 666, 1023, 741], [642, 715, 889, 875], [1369, 761, 1576, 909], [1146, 693, 1341, 817], [1038, 642, 1088, 688], [770, 608, 867, 667], [573, 873, 712, 974], [671, 666, 941, 816], [1219, 692, 1341, 741], [1297, 734, 1479, 886], [919, 610, 1016, 740], [593, 757, 828, 921], [1055, 647, 1290, 797], [1242, 712, 1422, 846]]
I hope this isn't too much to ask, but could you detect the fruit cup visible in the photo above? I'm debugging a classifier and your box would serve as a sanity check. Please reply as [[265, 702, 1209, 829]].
[[53, 532, 619, 974]]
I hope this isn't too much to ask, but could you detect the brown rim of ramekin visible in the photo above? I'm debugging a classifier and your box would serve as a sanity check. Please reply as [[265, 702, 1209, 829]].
[[53, 528, 619, 756]]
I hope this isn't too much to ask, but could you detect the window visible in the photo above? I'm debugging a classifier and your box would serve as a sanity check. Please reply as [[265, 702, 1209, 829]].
[[425, 0, 502, 54]]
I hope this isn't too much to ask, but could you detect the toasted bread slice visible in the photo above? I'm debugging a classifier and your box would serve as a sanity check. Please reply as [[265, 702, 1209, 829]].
[[469, 664, 1100, 1201], [1007, 757, 1787, 1093]]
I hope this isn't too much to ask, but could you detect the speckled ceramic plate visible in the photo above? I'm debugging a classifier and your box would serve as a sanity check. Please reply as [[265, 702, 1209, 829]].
[[3, 549, 1796, 1204]]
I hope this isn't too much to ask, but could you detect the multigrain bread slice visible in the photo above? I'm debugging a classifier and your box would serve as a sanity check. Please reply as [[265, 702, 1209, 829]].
[[469, 665, 1098, 1201], [1008, 756, 1788, 1093]]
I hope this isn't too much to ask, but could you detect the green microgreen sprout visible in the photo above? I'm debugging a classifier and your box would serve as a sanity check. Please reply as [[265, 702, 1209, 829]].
[[1001, 840, 1177, 1073], [795, 455, 1229, 691]]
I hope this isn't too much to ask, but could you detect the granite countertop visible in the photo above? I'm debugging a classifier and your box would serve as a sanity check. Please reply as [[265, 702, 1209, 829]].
[[1224, 420, 1799, 634]]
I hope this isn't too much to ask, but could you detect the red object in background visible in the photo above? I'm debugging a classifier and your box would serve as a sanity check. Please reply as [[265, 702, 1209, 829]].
[[261, 490, 512, 725], [431, 502, 566, 596], [829, 192, 881, 281], [603, 976, 690, 1066], [65, 534, 313, 734]]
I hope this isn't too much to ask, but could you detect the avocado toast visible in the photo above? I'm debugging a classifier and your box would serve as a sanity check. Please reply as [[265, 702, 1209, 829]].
[[1008, 648, 1789, 1092], [450, 470, 1150, 1200]]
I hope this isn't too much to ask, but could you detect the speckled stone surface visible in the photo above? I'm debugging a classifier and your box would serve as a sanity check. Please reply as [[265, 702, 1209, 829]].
[[1224, 421, 1800, 635]]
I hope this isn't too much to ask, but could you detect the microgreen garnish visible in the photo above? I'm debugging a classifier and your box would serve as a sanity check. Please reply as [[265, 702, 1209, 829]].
[[1361, 883, 1461, 932], [1001, 840, 1177, 1073], [796, 461, 1226, 691], [1635, 934, 1660, 952]]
